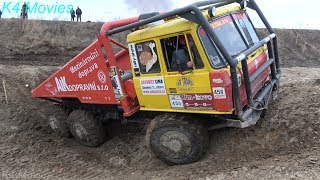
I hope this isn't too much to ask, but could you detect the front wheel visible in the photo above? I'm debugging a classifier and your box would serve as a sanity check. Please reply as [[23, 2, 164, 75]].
[[68, 110, 107, 147], [146, 113, 209, 165]]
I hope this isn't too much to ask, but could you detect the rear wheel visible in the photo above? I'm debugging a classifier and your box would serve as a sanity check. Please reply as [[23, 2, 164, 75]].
[[146, 113, 209, 165], [68, 110, 107, 147], [47, 105, 71, 138]]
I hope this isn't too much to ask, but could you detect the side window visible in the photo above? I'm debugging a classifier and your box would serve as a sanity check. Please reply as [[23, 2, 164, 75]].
[[136, 40, 160, 74], [198, 28, 226, 68], [186, 34, 204, 69], [234, 13, 259, 46], [161, 34, 203, 72]]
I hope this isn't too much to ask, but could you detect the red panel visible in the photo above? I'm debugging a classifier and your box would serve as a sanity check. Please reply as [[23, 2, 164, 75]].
[[114, 49, 132, 71], [239, 52, 271, 107], [32, 40, 117, 104], [210, 70, 233, 112], [124, 79, 137, 98], [32, 16, 142, 117]]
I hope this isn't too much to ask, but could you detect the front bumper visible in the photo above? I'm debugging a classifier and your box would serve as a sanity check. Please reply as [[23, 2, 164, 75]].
[[227, 71, 281, 128]]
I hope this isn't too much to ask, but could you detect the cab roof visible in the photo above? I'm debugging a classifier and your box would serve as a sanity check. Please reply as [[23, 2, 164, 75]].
[[127, 3, 242, 43]]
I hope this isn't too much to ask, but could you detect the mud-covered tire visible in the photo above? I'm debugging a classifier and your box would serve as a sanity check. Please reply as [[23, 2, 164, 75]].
[[146, 113, 209, 165], [68, 110, 106, 147], [47, 105, 71, 138]]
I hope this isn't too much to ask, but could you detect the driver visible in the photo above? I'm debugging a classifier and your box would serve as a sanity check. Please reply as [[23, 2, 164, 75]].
[[171, 36, 195, 71]]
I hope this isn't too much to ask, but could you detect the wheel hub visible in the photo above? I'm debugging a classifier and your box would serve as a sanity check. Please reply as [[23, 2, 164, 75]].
[[160, 131, 192, 159], [73, 123, 89, 142]]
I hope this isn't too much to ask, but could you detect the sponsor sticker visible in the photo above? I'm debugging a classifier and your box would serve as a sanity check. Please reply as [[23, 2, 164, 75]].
[[97, 70, 107, 84], [169, 95, 184, 108], [54, 76, 108, 92], [210, 16, 232, 29], [128, 43, 140, 70], [182, 94, 213, 110], [213, 87, 226, 99], [169, 93, 214, 110], [140, 77, 166, 95], [111, 66, 123, 96], [212, 78, 223, 84], [69, 49, 99, 74], [177, 77, 194, 91]]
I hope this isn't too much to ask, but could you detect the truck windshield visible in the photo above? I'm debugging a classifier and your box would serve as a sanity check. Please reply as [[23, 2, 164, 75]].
[[211, 16, 247, 57], [198, 12, 259, 68]]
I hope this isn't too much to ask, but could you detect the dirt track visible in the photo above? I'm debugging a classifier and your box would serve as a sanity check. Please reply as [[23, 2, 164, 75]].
[[0, 65, 319, 179], [0, 19, 320, 179]]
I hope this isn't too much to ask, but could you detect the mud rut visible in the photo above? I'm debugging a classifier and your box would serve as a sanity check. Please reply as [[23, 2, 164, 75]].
[[0, 64, 319, 179]]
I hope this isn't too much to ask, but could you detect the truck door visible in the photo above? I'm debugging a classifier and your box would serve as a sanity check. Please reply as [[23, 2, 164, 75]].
[[160, 34, 213, 111], [129, 39, 171, 110]]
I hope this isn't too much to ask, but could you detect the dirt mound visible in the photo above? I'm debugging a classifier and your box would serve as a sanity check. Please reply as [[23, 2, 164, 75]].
[[0, 64, 319, 179], [0, 19, 319, 68], [0, 19, 127, 66], [258, 29, 320, 68]]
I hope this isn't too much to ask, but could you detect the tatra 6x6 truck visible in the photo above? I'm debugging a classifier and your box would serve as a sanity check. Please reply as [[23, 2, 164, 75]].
[[32, 0, 281, 164]]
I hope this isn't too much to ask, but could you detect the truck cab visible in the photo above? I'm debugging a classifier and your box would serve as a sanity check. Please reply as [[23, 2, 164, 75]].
[[127, 3, 273, 117]]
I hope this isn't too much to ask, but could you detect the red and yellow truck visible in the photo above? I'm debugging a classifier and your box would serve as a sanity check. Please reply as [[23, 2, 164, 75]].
[[32, 0, 281, 164]]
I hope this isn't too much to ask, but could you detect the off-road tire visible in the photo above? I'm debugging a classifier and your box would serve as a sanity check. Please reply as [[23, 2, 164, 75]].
[[146, 113, 209, 165], [47, 105, 71, 138], [68, 110, 106, 147]]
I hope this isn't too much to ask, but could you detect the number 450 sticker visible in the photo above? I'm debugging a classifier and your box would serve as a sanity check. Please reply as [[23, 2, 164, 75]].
[[213, 87, 226, 99]]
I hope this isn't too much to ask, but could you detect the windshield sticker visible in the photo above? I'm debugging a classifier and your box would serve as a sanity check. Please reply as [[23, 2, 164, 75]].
[[209, 55, 220, 66], [210, 16, 232, 29], [234, 13, 247, 20]]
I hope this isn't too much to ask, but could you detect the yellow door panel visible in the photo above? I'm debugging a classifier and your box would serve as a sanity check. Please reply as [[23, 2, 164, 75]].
[[164, 72, 213, 110], [133, 77, 170, 109]]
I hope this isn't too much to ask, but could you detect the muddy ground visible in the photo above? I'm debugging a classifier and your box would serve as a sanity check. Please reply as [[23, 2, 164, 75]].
[[0, 19, 320, 179]]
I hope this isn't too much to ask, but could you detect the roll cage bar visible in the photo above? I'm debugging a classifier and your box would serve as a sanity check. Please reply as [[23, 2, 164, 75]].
[[105, 0, 280, 122]]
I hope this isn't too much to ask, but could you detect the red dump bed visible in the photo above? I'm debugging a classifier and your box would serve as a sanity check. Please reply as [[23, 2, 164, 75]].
[[32, 17, 141, 116], [32, 39, 119, 104]]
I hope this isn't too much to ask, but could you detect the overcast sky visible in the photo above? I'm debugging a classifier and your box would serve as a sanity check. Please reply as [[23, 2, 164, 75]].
[[1, 0, 319, 29]]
